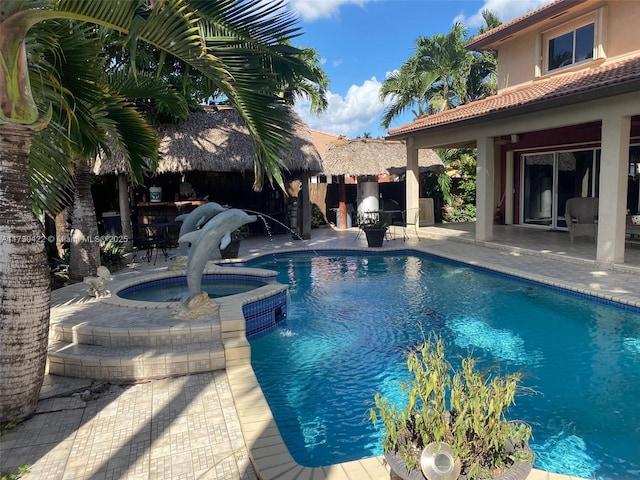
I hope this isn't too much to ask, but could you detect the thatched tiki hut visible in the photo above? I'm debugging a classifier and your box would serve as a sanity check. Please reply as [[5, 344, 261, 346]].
[[321, 138, 444, 228], [93, 106, 322, 241]]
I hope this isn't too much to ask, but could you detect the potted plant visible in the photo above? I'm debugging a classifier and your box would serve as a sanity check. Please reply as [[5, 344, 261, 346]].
[[370, 337, 534, 480], [219, 226, 249, 259], [360, 212, 391, 247]]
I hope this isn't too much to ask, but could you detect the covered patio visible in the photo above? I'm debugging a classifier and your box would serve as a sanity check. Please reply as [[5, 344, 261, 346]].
[[415, 221, 640, 272], [387, 0, 640, 268]]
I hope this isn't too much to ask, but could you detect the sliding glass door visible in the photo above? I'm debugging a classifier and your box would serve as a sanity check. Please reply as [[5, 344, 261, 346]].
[[521, 149, 599, 229], [522, 154, 554, 226]]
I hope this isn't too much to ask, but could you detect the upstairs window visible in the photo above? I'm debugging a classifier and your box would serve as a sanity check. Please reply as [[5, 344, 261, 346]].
[[548, 23, 594, 71]]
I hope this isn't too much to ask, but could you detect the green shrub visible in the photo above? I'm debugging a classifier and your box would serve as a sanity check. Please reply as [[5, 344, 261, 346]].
[[311, 203, 326, 228], [99, 239, 126, 270], [0, 465, 30, 480], [370, 337, 533, 479], [444, 203, 476, 223]]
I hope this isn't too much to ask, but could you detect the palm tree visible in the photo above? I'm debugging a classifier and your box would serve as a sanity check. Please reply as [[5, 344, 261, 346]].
[[48, 24, 191, 281], [413, 22, 472, 113], [379, 56, 436, 129], [0, 0, 319, 424], [279, 44, 329, 115], [380, 14, 501, 128]]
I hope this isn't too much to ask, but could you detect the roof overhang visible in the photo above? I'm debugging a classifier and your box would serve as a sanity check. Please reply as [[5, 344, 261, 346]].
[[386, 58, 640, 143], [466, 0, 591, 51]]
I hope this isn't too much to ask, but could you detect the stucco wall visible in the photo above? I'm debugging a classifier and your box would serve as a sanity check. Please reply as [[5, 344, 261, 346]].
[[495, 1, 640, 91]]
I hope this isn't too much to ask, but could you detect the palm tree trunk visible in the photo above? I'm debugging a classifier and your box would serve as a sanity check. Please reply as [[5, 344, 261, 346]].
[[69, 161, 101, 281], [55, 209, 70, 257], [118, 174, 133, 252], [0, 123, 51, 424]]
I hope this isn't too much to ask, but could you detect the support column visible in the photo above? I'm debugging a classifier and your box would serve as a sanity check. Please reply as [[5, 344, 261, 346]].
[[596, 114, 630, 264], [405, 141, 419, 222], [476, 136, 495, 241]]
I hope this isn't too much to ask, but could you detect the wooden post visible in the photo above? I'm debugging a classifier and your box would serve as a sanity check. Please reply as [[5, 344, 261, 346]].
[[338, 175, 348, 229], [300, 173, 311, 239]]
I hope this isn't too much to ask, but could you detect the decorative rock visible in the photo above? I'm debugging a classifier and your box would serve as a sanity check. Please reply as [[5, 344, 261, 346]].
[[171, 292, 219, 320], [83, 266, 113, 298]]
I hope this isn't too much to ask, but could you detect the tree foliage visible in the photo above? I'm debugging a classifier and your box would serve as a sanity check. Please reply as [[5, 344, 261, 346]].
[[379, 11, 500, 129]]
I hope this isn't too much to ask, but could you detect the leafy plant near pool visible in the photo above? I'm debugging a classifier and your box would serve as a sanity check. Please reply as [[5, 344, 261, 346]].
[[369, 337, 534, 479], [99, 239, 126, 270], [0, 465, 30, 480]]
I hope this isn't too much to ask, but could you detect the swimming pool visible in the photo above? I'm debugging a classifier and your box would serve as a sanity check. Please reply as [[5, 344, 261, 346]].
[[247, 251, 640, 480]]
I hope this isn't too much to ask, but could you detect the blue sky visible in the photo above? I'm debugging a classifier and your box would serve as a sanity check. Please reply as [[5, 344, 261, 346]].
[[289, 0, 551, 139]]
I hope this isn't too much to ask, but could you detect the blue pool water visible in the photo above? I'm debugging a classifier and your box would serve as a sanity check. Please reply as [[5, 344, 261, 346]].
[[247, 252, 640, 480]]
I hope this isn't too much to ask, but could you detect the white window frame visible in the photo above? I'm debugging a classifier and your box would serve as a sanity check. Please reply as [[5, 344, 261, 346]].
[[541, 10, 603, 75]]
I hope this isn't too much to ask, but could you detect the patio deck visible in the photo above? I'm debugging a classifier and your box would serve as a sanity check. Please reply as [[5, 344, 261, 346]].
[[1, 223, 637, 480]]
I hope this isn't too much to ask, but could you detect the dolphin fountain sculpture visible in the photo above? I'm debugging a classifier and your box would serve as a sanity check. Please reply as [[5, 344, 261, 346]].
[[174, 202, 227, 256], [178, 208, 257, 299]]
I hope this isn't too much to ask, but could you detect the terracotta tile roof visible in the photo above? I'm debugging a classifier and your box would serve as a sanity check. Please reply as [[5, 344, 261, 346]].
[[310, 129, 341, 157], [387, 56, 640, 139], [466, 0, 587, 51]]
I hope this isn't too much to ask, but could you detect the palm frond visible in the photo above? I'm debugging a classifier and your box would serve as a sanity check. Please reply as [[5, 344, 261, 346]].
[[108, 69, 190, 122], [100, 95, 159, 184]]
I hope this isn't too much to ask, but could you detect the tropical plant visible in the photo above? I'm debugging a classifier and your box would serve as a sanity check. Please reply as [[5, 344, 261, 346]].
[[49, 23, 189, 281], [370, 338, 534, 480], [277, 42, 329, 115], [99, 239, 126, 271], [0, 0, 320, 425], [379, 55, 434, 129], [444, 203, 477, 223], [0, 464, 30, 480], [379, 12, 500, 129], [360, 212, 391, 230], [434, 147, 478, 222], [311, 203, 326, 228]]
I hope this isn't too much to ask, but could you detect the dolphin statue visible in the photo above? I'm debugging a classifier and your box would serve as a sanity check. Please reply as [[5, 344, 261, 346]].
[[176, 202, 227, 255], [179, 208, 257, 297]]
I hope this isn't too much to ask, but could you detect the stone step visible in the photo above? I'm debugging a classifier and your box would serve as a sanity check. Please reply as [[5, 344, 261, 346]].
[[49, 319, 221, 348], [47, 341, 225, 380]]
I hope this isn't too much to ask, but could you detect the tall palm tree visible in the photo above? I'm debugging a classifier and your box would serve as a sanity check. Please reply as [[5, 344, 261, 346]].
[[379, 55, 436, 129], [380, 14, 501, 129], [413, 22, 471, 113], [48, 24, 191, 281], [0, 0, 319, 424]]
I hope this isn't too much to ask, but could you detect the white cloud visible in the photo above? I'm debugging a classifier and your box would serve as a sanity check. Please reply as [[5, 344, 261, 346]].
[[294, 77, 389, 138], [459, 0, 552, 28], [287, 0, 372, 22]]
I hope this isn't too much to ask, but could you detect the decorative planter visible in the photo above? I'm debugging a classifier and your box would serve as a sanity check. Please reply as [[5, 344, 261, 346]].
[[220, 239, 241, 259], [384, 450, 532, 480], [363, 227, 387, 247]]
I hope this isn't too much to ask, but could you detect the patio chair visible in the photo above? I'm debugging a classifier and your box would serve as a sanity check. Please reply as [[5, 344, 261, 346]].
[[131, 221, 171, 264], [390, 208, 421, 241], [565, 197, 598, 243]]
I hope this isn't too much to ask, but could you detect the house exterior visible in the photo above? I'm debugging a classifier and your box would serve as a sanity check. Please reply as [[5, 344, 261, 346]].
[[387, 0, 640, 265]]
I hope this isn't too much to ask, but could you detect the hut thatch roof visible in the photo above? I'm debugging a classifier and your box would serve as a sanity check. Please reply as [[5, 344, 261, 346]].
[[93, 106, 322, 175], [321, 138, 444, 176]]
